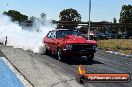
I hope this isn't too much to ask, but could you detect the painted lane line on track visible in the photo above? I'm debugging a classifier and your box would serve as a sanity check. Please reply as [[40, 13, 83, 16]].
[[0, 57, 32, 87], [106, 51, 132, 58]]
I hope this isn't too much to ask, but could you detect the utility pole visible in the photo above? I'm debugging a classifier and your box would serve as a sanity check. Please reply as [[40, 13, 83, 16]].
[[88, 0, 91, 40]]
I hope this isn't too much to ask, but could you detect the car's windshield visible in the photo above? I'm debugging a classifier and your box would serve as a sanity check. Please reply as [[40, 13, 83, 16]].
[[57, 30, 81, 38]]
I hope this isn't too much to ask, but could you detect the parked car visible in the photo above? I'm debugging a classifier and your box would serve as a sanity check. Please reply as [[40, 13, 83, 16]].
[[115, 34, 122, 39], [43, 29, 97, 61], [122, 32, 132, 39], [81, 33, 98, 40], [98, 33, 109, 40]]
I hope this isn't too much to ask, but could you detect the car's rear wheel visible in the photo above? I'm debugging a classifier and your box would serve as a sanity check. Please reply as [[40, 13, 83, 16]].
[[45, 48, 50, 55], [57, 48, 64, 61]]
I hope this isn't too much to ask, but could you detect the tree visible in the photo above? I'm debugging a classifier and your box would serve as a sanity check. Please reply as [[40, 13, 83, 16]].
[[113, 17, 117, 23], [58, 8, 81, 29], [119, 5, 132, 23], [3, 10, 28, 23], [29, 16, 36, 22], [40, 13, 46, 18]]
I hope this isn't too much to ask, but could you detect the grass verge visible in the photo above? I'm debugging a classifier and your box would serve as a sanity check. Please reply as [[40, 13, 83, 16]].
[[98, 39, 132, 55]]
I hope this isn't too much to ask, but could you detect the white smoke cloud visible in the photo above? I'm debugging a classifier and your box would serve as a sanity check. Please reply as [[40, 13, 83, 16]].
[[0, 15, 56, 54]]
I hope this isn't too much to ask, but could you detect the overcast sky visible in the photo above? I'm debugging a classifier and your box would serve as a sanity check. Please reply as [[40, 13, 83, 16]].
[[0, 0, 131, 22]]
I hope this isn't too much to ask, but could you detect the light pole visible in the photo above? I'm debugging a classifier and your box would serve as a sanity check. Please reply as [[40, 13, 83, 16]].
[[88, 0, 91, 40]]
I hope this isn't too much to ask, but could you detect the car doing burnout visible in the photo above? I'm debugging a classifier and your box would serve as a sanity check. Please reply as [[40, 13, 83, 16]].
[[43, 29, 97, 61]]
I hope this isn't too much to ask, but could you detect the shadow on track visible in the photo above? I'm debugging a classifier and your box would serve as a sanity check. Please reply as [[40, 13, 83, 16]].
[[46, 54, 103, 65], [62, 57, 103, 65]]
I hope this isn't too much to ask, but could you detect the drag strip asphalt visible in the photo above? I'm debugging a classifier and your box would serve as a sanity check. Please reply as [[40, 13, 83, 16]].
[[0, 45, 132, 87]]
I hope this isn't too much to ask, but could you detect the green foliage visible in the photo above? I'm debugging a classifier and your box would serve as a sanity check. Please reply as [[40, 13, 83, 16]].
[[113, 17, 117, 23], [3, 10, 28, 23], [59, 8, 81, 29], [59, 8, 81, 22], [119, 5, 132, 23]]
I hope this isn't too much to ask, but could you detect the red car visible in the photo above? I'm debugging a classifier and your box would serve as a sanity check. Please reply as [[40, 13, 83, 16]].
[[43, 29, 97, 61]]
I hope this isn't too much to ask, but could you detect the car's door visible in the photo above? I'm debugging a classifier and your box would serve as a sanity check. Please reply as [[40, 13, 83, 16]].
[[45, 31, 54, 51], [50, 31, 57, 54]]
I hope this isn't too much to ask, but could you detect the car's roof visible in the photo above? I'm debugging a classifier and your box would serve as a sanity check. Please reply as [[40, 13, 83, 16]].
[[56, 29, 71, 31], [51, 29, 72, 32]]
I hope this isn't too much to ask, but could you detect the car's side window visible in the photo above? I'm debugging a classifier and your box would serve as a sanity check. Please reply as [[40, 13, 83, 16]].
[[47, 31, 52, 38], [56, 31, 64, 38], [51, 31, 56, 39]]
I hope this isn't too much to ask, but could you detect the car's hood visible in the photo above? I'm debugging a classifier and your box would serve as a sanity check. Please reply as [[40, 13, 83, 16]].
[[63, 35, 97, 44]]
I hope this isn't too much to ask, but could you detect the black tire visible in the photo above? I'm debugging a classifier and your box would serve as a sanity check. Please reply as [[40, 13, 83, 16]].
[[57, 48, 64, 61], [45, 48, 50, 55]]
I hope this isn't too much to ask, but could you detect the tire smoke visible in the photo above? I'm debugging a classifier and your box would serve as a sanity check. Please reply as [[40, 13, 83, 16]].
[[0, 15, 56, 54]]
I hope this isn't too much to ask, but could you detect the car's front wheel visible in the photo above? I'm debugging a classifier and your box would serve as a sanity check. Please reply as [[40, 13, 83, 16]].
[[57, 48, 64, 61], [45, 47, 50, 55]]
